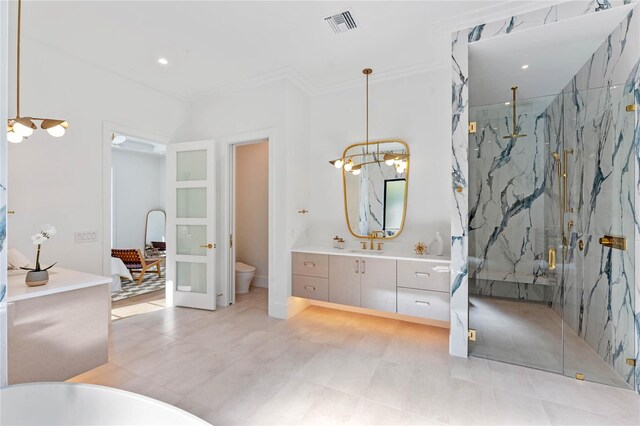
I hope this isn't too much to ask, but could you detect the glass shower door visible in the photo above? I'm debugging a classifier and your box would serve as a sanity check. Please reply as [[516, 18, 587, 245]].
[[562, 86, 636, 389], [467, 94, 565, 375]]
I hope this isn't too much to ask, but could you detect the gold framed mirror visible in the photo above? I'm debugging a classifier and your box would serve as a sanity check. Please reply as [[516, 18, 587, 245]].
[[342, 139, 409, 239]]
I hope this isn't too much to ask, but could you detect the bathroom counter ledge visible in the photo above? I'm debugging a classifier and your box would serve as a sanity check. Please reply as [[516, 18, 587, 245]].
[[7, 268, 112, 302], [292, 246, 451, 263]]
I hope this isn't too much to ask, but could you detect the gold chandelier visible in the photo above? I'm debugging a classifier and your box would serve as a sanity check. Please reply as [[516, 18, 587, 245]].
[[6, 0, 69, 144], [329, 68, 408, 175]]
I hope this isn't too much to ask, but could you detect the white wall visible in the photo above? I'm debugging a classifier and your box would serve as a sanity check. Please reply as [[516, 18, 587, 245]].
[[0, 0, 9, 388], [7, 37, 187, 274], [307, 70, 452, 254], [112, 149, 165, 250], [235, 141, 268, 286], [186, 79, 310, 318]]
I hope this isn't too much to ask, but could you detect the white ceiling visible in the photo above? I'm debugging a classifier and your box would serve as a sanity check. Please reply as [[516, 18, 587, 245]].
[[10, 0, 565, 100], [469, 3, 635, 107]]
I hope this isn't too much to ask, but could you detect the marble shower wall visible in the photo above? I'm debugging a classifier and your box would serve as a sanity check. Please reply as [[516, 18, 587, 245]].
[[451, 0, 640, 393], [469, 100, 552, 301]]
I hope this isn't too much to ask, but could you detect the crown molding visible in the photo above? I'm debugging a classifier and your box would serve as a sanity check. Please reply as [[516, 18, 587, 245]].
[[310, 61, 447, 96], [188, 66, 315, 102]]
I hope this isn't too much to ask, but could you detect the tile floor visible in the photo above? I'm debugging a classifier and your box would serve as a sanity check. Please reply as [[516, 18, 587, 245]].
[[469, 295, 631, 388], [71, 288, 640, 425]]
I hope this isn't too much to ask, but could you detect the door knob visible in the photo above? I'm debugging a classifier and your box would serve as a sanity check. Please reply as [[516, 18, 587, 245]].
[[200, 243, 214, 249]]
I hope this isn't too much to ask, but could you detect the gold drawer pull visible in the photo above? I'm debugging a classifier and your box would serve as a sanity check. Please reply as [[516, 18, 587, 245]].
[[304, 285, 316, 291], [415, 272, 431, 277], [415, 300, 431, 306], [304, 262, 316, 267], [199, 243, 214, 249]]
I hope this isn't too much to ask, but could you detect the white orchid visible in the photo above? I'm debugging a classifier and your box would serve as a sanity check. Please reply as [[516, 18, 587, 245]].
[[31, 233, 46, 245], [41, 224, 57, 237], [25, 224, 57, 272]]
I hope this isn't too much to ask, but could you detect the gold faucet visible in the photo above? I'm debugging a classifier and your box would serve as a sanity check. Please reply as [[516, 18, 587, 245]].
[[368, 231, 385, 250]]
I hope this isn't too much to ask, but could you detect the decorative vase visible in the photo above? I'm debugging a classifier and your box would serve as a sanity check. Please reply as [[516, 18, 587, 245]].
[[25, 270, 49, 287]]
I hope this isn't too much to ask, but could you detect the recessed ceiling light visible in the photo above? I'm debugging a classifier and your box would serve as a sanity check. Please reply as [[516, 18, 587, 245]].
[[158, 58, 169, 65], [505, 102, 511, 105], [521, 64, 529, 70]]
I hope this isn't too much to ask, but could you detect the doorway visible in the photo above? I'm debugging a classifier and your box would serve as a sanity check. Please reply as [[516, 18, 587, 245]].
[[229, 139, 269, 307], [109, 133, 167, 319]]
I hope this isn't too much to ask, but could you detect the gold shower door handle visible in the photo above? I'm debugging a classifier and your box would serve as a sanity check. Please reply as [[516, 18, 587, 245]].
[[548, 248, 556, 271], [200, 243, 214, 249], [599, 235, 626, 251]]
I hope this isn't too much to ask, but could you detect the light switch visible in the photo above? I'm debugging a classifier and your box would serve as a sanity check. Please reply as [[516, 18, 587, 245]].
[[75, 231, 98, 243]]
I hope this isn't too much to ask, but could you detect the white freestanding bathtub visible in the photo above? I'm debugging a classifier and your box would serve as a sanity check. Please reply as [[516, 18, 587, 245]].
[[0, 383, 210, 425]]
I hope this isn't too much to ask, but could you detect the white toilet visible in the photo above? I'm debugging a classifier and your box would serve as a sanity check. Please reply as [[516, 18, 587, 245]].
[[235, 262, 256, 294]]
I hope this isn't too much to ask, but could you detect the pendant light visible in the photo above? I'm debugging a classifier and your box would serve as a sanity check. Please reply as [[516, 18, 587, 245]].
[[6, 0, 69, 144], [327, 68, 409, 173]]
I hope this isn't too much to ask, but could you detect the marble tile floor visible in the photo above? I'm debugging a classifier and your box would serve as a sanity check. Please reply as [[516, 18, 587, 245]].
[[469, 295, 630, 389], [70, 288, 640, 425]]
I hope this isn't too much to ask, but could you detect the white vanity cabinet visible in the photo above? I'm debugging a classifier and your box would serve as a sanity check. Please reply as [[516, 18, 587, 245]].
[[329, 255, 361, 306], [328, 255, 396, 313], [292, 249, 451, 325], [360, 257, 396, 313], [292, 253, 329, 302], [396, 260, 450, 321]]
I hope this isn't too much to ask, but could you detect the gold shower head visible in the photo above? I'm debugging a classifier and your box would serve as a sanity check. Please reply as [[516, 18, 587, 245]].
[[551, 152, 561, 162], [503, 86, 526, 139]]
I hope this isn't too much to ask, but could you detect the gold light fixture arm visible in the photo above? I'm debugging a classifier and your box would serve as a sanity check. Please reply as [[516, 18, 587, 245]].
[[7, 0, 68, 140], [363, 68, 372, 154]]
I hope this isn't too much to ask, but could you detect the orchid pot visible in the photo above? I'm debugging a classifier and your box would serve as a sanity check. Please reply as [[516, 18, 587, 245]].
[[23, 224, 57, 287]]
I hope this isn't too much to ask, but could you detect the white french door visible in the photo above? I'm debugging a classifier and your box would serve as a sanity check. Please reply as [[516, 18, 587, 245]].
[[166, 141, 216, 310]]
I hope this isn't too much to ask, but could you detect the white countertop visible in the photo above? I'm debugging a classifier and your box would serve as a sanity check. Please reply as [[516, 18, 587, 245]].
[[8, 268, 113, 302], [292, 246, 451, 263]]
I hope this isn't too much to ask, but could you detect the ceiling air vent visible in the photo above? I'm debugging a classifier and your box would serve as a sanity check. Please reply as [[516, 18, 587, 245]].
[[325, 10, 358, 34]]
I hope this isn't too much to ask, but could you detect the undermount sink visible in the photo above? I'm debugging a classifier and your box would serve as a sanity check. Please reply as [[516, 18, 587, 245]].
[[348, 249, 384, 255]]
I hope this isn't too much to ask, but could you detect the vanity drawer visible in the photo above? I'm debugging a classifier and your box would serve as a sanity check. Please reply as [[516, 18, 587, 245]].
[[292, 275, 329, 302], [292, 253, 329, 278], [397, 260, 450, 292], [397, 288, 449, 321]]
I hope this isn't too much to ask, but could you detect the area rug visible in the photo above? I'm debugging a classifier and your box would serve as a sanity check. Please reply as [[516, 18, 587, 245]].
[[111, 267, 165, 302]]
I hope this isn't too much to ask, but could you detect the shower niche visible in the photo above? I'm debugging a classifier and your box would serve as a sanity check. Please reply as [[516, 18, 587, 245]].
[[467, 4, 638, 389]]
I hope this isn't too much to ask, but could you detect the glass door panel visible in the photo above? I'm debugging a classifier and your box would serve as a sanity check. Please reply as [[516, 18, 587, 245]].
[[467, 93, 564, 374], [562, 86, 636, 389], [176, 262, 208, 294], [176, 225, 207, 256], [468, 88, 636, 390]]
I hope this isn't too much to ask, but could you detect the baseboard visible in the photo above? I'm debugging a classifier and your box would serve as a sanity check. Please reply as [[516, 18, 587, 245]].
[[269, 300, 289, 320], [252, 275, 268, 288]]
